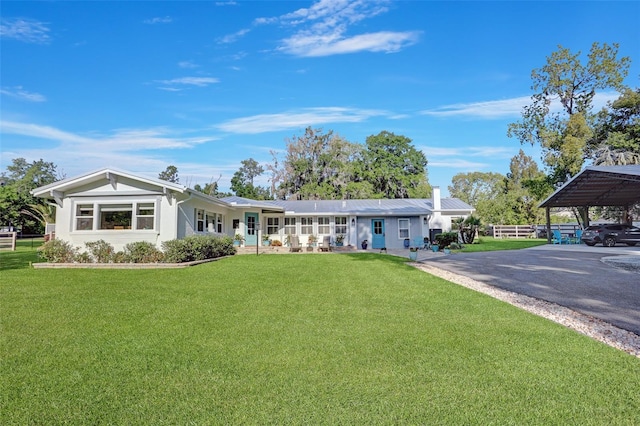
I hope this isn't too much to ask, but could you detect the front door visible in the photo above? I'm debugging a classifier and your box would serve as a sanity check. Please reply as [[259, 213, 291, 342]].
[[371, 219, 385, 249], [245, 213, 258, 246]]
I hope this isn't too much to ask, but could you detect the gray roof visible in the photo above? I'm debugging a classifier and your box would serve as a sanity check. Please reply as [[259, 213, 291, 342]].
[[220, 197, 474, 216], [540, 165, 640, 208]]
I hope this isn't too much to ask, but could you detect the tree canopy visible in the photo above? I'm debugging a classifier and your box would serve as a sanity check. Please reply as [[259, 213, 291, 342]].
[[158, 165, 179, 183], [230, 158, 271, 200], [268, 127, 430, 200], [508, 42, 631, 186], [0, 158, 61, 234]]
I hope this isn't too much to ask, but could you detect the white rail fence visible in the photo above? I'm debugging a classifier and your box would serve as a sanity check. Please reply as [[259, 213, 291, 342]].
[[0, 232, 17, 251], [491, 224, 583, 239]]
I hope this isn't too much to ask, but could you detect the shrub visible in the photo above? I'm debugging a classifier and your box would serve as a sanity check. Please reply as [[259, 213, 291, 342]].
[[85, 240, 115, 263], [435, 232, 458, 248], [271, 240, 283, 247], [74, 252, 93, 263], [123, 241, 164, 263], [162, 235, 235, 263], [38, 239, 77, 263], [113, 251, 127, 263]]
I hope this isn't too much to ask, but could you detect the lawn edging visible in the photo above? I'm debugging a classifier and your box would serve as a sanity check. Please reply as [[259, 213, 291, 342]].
[[31, 256, 231, 269]]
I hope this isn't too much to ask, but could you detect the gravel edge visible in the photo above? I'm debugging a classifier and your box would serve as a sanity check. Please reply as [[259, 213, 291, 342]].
[[411, 262, 640, 358]]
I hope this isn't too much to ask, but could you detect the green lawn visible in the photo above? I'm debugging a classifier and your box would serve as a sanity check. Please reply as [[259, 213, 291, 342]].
[[460, 236, 548, 252], [2, 248, 639, 424]]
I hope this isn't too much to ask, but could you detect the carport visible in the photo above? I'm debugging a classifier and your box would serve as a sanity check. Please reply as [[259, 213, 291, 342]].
[[539, 165, 640, 243]]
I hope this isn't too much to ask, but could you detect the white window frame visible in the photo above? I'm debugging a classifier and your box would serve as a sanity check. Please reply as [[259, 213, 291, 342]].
[[317, 217, 330, 234], [301, 217, 313, 235], [398, 218, 410, 239], [267, 217, 280, 235], [75, 203, 94, 231], [217, 213, 224, 233], [284, 217, 296, 235], [135, 202, 155, 230], [195, 209, 205, 232], [335, 216, 347, 235]]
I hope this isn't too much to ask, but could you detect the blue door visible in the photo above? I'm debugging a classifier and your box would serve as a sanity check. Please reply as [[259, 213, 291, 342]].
[[371, 219, 385, 249], [245, 213, 258, 246]]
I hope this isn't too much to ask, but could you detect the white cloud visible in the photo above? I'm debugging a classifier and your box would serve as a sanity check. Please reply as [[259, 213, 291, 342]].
[[421, 91, 623, 119], [0, 120, 215, 151], [217, 107, 387, 134], [428, 159, 491, 169], [178, 61, 199, 69], [423, 145, 513, 159], [217, 28, 251, 44], [0, 18, 51, 44], [257, 0, 420, 57], [156, 77, 220, 87], [0, 86, 46, 102], [143, 16, 172, 24]]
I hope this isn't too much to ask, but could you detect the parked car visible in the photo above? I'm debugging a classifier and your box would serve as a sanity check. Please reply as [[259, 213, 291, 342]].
[[581, 224, 640, 247]]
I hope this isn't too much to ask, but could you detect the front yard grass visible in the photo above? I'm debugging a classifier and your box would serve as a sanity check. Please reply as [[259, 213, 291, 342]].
[[2, 252, 639, 424], [460, 236, 547, 252]]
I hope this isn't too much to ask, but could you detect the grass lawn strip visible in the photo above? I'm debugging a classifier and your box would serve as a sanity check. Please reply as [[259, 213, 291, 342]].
[[2, 253, 640, 423], [414, 263, 640, 357]]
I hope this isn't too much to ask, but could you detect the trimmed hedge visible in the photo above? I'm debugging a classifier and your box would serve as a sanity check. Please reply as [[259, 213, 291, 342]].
[[37, 235, 235, 264]]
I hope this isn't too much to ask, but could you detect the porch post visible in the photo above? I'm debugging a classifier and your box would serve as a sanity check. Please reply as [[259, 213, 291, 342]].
[[545, 207, 552, 244]]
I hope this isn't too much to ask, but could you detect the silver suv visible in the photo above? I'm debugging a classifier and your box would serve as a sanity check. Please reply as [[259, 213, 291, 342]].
[[581, 224, 640, 247]]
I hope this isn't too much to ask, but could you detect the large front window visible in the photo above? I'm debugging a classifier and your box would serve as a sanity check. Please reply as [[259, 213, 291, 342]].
[[335, 216, 347, 235], [100, 204, 132, 230], [75, 201, 156, 231]]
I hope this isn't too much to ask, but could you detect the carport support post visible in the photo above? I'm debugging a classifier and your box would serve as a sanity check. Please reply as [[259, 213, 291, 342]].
[[545, 207, 552, 244]]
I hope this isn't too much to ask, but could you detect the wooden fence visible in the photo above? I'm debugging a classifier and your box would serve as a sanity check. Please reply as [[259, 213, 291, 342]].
[[0, 232, 17, 251], [491, 224, 583, 239]]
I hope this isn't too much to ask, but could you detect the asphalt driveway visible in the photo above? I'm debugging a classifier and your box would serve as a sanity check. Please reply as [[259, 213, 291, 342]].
[[419, 244, 640, 335]]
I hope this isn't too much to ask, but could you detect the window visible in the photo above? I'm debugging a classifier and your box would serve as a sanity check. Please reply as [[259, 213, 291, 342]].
[[100, 204, 132, 230], [318, 217, 330, 234], [284, 217, 296, 235], [217, 213, 224, 233], [136, 203, 155, 230], [301, 217, 313, 234], [267, 217, 279, 235], [398, 219, 410, 239], [206, 212, 216, 232], [75, 204, 94, 230], [335, 216, 347, 235], [195, 209, 205, 232]]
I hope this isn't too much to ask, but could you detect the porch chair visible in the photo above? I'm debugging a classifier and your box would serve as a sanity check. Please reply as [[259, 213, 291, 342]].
[[412, 237, 424, 250], [289, 235, 303, 252], [317, 235, 331, 252], [572, 229, 583, 244], [552, 230, 570, 245]]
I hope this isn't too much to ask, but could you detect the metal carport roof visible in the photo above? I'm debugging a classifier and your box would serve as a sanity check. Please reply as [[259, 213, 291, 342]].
[[539, 165, 640, 208]]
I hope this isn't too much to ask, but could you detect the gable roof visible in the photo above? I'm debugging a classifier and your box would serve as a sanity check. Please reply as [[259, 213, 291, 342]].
[[31, 168, 186, 197], [539, 165, 640, 208]]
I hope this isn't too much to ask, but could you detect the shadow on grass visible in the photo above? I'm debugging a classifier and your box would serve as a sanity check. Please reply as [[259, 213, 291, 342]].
[[339, 251, 413, 267]]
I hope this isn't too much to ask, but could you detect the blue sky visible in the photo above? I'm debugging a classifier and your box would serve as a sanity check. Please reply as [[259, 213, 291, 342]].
[[1, 1, 639, 196]]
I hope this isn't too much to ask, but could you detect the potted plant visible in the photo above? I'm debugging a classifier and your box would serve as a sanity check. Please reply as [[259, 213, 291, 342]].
[[262, 234, 271, 246], [361, 239, 368, 250], [307, 235, 317, 247], [335, 234, 345, 247], [233, 233, 244, 247], [409, 246, 418, 260]]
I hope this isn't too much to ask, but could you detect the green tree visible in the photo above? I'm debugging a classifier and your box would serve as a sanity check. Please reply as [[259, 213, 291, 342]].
[[589, 87, 640, 165], [508, 42, 630, 186], [449, 171, 517, 225], [158, 165, 179, 183], [269, 127, 364, 200], [0, 158, 60, 233], [504, 150, 549, 224], [230, 158, 271, 200], [361, 131, 430, 198]]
